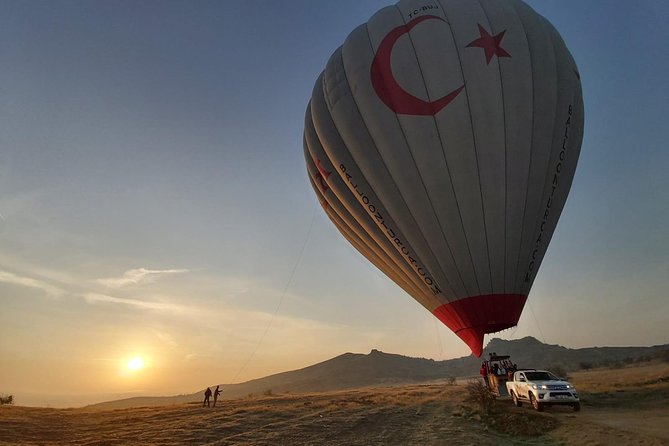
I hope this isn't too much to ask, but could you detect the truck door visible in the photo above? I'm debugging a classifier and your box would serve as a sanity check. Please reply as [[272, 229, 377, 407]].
[[516, 372, 528, 399]]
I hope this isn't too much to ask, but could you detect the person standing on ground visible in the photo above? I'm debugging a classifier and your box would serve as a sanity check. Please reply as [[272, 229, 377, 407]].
[[479, 362, 489, 388], [213, 385, 222, 407], [203, 387, 212, 407]]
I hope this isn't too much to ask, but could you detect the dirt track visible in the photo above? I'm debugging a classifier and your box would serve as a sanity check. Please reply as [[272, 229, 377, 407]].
[[1, 363, 668, 445]]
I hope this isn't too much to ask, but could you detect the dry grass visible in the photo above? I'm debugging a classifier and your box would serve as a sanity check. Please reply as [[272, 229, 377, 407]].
[[570, 361, 669, 393], [1, 362, 668, 445]]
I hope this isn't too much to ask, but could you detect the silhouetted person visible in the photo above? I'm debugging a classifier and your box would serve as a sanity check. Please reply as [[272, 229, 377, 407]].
[[213, 385, 222, 407], [480, 362, 489, 388], [203, 387, 212, 407]]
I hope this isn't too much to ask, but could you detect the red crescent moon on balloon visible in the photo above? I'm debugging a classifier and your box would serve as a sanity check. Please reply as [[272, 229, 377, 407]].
[[371, 15, 465, 116]]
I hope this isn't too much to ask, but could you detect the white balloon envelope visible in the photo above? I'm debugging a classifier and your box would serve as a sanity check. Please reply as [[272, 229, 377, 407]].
[[304, 0, 583, 356]]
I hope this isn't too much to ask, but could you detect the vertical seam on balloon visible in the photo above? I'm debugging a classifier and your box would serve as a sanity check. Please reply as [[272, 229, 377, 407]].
[[313, 74, 442, 304], [510, 1, 535, 294], [438, 0, 493, 294], [378, 7, 468, 299], [495, 0, 533, 294], [346, 20, 460, 300], [435, 0, 478, 298], [437, 0, 492, 300], [324, 40, 459, 302], [391, 4, 474, 298], [524, 23, 579, 291], [307, 94, 431, 301], [477, 0, 507, 300], [474, 0, 508, 296], [528, 18, 562, 291], [519, 16, 561, 293], [506, 0, 536, 293]]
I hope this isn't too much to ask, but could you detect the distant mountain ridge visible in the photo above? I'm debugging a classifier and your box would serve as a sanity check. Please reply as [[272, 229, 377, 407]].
[[88, 336, 668, 409]]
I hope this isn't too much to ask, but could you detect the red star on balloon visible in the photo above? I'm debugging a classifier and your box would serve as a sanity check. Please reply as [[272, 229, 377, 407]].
[[466, 24, 511, 65]]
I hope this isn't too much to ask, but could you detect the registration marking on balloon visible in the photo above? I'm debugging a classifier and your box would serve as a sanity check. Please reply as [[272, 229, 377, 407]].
[[524, 104, 574, 283], [338, 162, 442, 296], [407, 4, 440, 19]]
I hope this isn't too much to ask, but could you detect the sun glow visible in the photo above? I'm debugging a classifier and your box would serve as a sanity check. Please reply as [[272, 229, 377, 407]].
[[127, 357, 144, 371]]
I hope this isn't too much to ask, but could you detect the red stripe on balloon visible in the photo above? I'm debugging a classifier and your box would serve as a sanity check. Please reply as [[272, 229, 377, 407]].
[[433, 294, 527, 357]]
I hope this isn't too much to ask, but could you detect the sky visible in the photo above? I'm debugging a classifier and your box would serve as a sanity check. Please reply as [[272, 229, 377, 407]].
[[1, 0, 667, 407]]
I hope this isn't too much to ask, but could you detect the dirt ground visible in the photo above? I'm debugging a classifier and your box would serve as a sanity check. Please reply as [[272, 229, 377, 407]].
[[1, 362, 668, 445]]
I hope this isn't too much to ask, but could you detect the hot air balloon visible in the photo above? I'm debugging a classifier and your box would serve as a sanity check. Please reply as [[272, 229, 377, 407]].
[[303, 0, 583, 356]]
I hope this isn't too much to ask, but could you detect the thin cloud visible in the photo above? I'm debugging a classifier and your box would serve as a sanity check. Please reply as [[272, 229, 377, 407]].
[[185, 353, 209, 361], [97, 268, 189, 288], [150, 329, 179, 348], [0, 270, 65, 297], [0, 254, 82, 287], [82, 292, 192, 314]]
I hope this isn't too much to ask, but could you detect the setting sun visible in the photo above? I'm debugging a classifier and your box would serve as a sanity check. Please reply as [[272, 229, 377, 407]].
[[127, 357, 144, 371]]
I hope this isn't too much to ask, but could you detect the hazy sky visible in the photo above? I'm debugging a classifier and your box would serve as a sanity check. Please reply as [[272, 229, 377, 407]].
[[1, 0, 667, 407]]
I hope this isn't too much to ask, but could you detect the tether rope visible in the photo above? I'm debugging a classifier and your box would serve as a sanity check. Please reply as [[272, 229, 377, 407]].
[[227, 204, 318, 385]]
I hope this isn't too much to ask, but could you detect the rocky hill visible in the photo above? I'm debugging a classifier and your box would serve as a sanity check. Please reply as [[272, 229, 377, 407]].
[[87, 336, 668, 409]]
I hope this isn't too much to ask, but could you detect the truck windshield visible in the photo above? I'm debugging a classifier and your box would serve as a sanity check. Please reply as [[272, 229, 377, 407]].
[[524, 371, 557, 381]]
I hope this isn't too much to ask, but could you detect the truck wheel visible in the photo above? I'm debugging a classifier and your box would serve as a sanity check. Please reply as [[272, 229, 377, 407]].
[[529, 393, 544, 412], [512, 391, 522, 407], [573, 402, 581, 412]]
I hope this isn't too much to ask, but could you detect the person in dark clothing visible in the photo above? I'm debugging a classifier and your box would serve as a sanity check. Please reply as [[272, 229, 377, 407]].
[[213, 385, 222, 407], [203, 387, 212, 407]]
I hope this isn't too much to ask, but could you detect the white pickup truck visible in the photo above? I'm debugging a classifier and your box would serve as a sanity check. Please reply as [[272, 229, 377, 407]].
[[505, 369, 580, 412]]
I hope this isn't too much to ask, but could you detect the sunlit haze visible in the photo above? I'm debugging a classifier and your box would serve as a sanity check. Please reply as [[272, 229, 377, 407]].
[[1, 0, 667, 407], [127, 357, 144, 371]]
